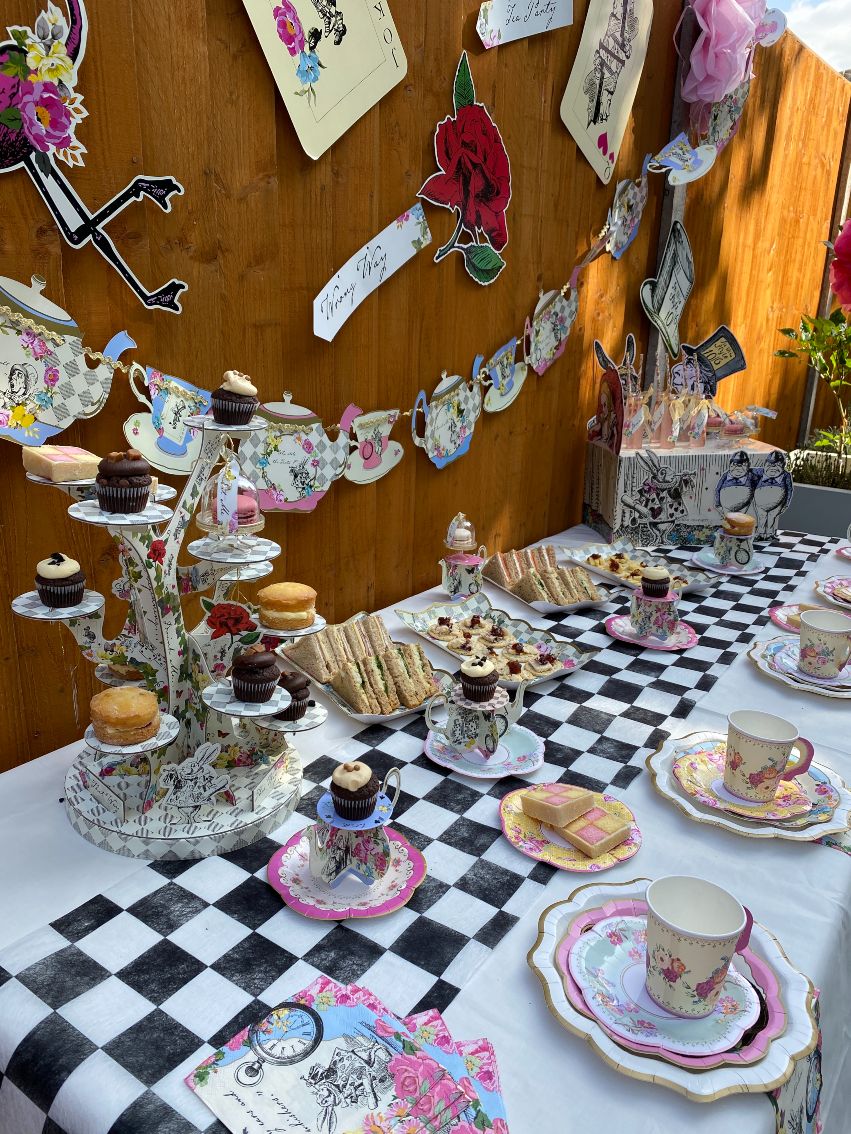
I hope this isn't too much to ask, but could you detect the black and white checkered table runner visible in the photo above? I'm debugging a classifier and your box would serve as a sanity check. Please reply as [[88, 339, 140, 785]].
[[0, 531, 837, 1134]]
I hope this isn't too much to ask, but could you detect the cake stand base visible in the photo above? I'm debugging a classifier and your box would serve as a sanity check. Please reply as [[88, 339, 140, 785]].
[[64, 749, 302, 860]]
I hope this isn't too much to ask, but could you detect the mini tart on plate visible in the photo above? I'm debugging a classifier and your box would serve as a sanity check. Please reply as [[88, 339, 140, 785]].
[[90, 687, 160, 745], [459, 613, 494, 634], [525, 650, 562, 677], [480, 624, 515, 648], [496, 655, 527, 681], [428, 616, 456, 640]]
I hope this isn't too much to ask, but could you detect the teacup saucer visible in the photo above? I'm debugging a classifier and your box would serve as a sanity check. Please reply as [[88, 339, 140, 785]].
[[568, 915, 760, 1057], [123, 412, 205, 476], [344, 441, 404, 485], [672, 743, 812, 821], [499, 788, 640, 872], [690, 548, 769, 577], [775, 640, 851, 688], [267, 827, 426, 920], [605, 614, 698, 651], [835, 545, 851, 562], [483, 362, 527, 413], [424, 723, 544, 779]]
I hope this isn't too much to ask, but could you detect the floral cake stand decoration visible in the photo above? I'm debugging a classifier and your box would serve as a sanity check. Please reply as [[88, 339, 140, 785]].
[[419, 52, 511, 286]]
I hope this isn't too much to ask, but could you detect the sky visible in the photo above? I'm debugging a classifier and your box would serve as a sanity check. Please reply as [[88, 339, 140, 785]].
[[775, 0, 851, 72]]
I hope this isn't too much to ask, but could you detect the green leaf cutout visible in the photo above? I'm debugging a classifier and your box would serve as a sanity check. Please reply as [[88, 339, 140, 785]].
[[463, 242, 505, 286], [453, 51, 475, 112], [200, 596, 215, 614], [0, 107, 21, 130], [239, 630, 261, 645]]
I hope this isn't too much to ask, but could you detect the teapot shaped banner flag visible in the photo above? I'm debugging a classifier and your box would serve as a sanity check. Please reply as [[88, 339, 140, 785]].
[[240, 393, 361, 511], [412, 372, 482, 469], [0, 273, 133, 445]]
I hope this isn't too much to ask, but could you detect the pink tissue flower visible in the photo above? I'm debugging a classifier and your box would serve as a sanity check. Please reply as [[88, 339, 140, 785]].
[[682, 0, 756, 106]]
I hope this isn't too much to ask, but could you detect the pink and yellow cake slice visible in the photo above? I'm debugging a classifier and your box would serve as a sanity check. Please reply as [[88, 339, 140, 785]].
[[520, 782, 594, 826], [22, 445, 101, 482], [554, 805, 631, 858]]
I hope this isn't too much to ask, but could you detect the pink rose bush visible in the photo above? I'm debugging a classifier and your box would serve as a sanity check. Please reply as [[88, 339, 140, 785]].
[[830, 220, 851, 315]]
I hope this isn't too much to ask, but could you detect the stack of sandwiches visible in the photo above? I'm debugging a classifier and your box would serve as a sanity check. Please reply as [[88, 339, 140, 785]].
[[485, 544, 601, 606], [284, 613, 435, 715]]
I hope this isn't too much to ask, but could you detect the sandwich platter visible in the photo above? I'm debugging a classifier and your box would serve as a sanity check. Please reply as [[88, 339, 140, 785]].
[[278, 610, 453, 724], [483, 544, 614, 615], [559, 541, 716, 594]]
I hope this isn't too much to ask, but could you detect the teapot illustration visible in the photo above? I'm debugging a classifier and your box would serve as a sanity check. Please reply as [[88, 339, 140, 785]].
[[242, 392, 361, 512], [412, 372, 482, 469], [0, 273, 134, 445], [426, 681, 528, 756]]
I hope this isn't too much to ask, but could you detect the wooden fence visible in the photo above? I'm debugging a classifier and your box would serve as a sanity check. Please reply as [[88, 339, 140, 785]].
[[0, 1, 848, 766]]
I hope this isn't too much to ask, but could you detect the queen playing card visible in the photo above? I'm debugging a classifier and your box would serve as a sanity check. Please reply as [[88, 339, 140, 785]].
[[242, 0, 407, 159], [559, 0, 653, 183]]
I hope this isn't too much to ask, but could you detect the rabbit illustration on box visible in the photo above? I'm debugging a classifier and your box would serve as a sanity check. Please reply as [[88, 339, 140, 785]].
[[158, 742, 231, 821]]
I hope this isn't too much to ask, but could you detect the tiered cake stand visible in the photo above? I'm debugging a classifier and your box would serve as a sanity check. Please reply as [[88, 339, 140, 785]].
[[12, 416, 310, 860]]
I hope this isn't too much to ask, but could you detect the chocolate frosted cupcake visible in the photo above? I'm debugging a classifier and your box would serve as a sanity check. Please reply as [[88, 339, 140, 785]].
[[96, 449, 152, 514], [35, 551, 85, 608], [641, 566, 671, 599], [330, 761, 380, 821], [231, 649, 279, 703], [274, 670, 311, 721], [211, 370, 259, 426], [460, 655, 498, 703]]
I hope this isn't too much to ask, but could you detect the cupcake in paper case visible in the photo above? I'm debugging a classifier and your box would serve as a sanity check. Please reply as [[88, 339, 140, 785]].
[[641, 565, 671, 599], [274, 670, 311, 721], [459, 655, 498, 702], [231, 649, 279, 703], [35, 551, 85, 608], [211, 370, 259, 426], [330, 760, 380, 821], [96, 449, 152, 514]]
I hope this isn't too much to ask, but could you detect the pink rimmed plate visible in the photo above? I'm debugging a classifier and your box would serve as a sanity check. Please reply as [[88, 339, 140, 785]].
[[672, 742, 812, 821], [774, 639, 851, 688], [499, 787, 641, 872], [267, 827, 426, 920], [605, 614, 698, 651], [768, 604, 827, 634], [555, 898, 785, 1070], [835, 546, 851, 562]]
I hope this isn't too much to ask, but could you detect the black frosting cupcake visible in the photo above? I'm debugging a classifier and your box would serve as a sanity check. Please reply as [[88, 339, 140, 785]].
[[35, 551, 85, 608], [274, 670, 311, 721], [96, 449, 152, 514], [211, 371, 259, 426], [330, 761, 380, 821], [231, 649, 279, 703]]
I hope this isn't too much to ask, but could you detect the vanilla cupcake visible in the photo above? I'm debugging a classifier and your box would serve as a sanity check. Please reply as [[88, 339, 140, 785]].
[[459, 655, 498, 702], [35, 551, 85, 608], [211, 370, 259, 426]]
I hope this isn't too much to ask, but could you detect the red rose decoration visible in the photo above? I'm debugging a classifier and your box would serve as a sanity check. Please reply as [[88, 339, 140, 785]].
[[420, 103, 511, 252], [206, 603, 257, 640], [830, 219, 851, 315], [147, 539, 166, 564]]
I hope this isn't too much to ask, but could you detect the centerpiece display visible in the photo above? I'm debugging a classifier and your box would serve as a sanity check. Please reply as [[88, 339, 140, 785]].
[[11, 374, 310, 860]]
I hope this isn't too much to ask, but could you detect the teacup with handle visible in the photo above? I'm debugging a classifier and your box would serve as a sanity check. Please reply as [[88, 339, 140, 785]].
[[723, 709, 814, 803]]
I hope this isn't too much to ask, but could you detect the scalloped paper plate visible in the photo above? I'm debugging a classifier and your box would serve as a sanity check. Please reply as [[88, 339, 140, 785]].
[[672, 741, 812, 821]]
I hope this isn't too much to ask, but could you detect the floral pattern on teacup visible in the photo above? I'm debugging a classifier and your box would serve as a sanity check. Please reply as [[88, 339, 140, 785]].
[[673, 743, 812, 821], [630, 594, 678, 640]]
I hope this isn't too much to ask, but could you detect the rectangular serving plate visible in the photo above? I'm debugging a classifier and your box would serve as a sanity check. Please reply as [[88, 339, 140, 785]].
[[559, 541, 716, 594], [484, 570, 616, 616]]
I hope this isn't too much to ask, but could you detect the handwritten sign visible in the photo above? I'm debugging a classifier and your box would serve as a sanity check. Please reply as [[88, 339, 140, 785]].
[[477, 0, 573, 49], [313, 203, 431, 341]]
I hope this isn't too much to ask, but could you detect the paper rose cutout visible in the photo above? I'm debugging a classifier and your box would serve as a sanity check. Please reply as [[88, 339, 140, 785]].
[[830, 219, 851, 316], [419, 52, 512, 286]]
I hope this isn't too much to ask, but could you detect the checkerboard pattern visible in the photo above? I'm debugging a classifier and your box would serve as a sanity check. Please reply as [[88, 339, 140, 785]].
[[0, 531, 836, 1134]]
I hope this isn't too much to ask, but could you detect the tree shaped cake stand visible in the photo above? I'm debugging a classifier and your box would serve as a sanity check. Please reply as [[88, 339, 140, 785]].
[[12, 418, 306, 860]]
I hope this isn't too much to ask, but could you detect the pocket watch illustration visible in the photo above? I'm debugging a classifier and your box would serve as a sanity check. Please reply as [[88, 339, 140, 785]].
[[235, 1003, 324, 1085]]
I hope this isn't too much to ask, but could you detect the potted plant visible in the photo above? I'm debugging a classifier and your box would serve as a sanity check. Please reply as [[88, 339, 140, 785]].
[[776, 220, 851, 536]]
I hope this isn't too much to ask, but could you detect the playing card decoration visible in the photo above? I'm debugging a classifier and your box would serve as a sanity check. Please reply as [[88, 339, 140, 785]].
[[640, 221, 694, 358], [419, 52, 512, 286], [241, 0, 407, 159], [0, 0, 187, 311], [559, 0, 653, 183]]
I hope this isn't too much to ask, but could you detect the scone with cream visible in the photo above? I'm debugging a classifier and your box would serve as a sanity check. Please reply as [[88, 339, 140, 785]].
[[90, 688, 160, 746], [257, 582, 317, 630], [211, 370, 259, 426]]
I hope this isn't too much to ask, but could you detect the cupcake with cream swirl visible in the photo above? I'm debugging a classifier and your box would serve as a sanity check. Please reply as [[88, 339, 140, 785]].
[[330, 761, 380, 821], [35, 551, 85, 608], [211, 370, 259, 426]]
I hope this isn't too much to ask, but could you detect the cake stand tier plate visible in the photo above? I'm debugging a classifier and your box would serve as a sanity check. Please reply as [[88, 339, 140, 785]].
[[527, 879, 818, 1101], [423, 723, 544, 779], [500, 787, 641, 871], [255, 614, 327, 639], [12, 589, 104, 620], [68, 499, 173, 527], [188, 535, 282, 565], [184, 413, 268, 436], [221, 561, 274, 584], [202, 681, 292, 717], [253, 703, 328, 733], [64, 748, 302, 860], [267, 827, 426, 920], [83, 713, 180, 756], [26, 473, 177, 503]]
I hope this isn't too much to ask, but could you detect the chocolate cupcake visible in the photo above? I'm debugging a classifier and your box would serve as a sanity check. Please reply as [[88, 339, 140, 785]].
[[231, 649, 279, 703], [274, 670, 311, 721], [641, 566, 671, 599], [96, 449, 152, 514], [35, 551, 85, 608], [460, 655, 498, 703], [211, 370, 259, 426], [330, 761, 380, 821]]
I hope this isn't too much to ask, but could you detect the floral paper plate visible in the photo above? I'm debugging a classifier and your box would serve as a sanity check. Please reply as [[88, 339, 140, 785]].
[[267, 827, 426, 920], [750, 637, 851, 700], [527, 879, 818, 1101], [672, 741, 812, 821], [557, 898, 785, 1070], [813, 575, 851, 610], [424, 723, 544, 780], [605, 614, 698, 651], [768, 604, 826, 634], [774, 639, 851, 688], [647, 732, 851, 841], [835, 546, 851, 562], [567, 915, 760, 1056], [499, 788, 640, 872]]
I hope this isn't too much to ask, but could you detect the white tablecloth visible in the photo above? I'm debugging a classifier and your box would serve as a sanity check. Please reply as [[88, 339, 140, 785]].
[[1, 526, 849, 1133]]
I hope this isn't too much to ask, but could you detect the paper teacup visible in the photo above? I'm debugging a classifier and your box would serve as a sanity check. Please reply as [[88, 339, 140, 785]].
[[130, 363, 210, 456], [724, 709, 814, 803], [351, 409, 399, 471], [713, 528, 754, 567], [645, 876, 753, 1019], [629, 593, 679, 640], [799, 609, 851, 679]]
